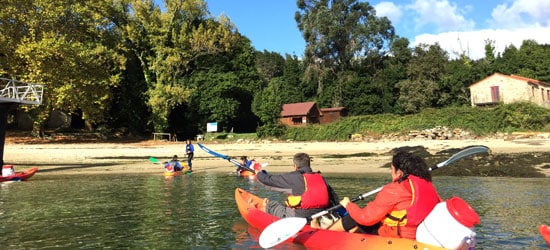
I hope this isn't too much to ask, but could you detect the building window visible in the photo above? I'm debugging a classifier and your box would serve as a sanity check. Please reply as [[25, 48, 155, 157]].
[[547, 90, 550, 101]]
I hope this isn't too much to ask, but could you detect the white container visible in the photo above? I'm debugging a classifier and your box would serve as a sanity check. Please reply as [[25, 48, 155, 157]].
[[416, 196, 480, 249], [2, 165, 14, 177]]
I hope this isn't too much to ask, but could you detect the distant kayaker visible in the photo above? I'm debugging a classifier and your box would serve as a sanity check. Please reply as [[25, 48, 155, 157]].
[[252, 152, 339, 219], [185, 140, 194, 171], [315, 151, 441, 239], [237, 156, 260, 174], [164, 155, 183, 172]]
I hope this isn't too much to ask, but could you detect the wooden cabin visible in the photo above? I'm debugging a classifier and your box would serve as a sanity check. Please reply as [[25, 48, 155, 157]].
[[280, 102, 348, 126]]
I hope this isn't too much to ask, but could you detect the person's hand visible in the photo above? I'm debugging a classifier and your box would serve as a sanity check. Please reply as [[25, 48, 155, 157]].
[[340, 197, 351, 208]]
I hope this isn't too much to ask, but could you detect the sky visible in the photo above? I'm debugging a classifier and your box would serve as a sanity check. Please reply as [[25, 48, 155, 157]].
[[204, 0, 550, 60]]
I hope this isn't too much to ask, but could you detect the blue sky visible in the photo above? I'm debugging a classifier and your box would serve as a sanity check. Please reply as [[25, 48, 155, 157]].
[[202, 0, 550, 60]]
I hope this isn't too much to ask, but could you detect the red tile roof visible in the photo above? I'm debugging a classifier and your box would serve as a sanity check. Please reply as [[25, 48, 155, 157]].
[[469, 72, 550, 88], [281, 101, 318, 116]]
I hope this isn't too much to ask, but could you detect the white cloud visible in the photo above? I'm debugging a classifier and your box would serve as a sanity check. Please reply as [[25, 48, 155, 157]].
[[374, 2, 403, 23], [490, 0, 550, 28], [406, 0, 475, 32], [412, 27, 550, 60]]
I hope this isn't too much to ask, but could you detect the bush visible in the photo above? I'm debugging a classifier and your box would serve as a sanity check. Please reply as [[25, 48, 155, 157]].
[[256, 124, 286, 138], [279, 103, 550, 141]]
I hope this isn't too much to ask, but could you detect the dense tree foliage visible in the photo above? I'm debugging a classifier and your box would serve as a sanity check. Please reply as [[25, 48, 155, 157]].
[[1, 0, 125, 135], [296, 0, 395, 107], [2, 0, 549, 139]]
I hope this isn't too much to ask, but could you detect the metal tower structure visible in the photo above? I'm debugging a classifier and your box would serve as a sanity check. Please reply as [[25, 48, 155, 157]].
[[1, 78, 44, 166]]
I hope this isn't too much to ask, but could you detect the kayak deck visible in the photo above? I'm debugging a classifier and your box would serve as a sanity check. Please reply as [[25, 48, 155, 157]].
[[235, 188, 449, 250], [0, 167, 38, 182]]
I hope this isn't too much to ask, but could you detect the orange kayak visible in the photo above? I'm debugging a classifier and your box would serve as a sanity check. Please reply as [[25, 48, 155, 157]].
[[540, 224, 550, 246], [0, 167, 38, 182], [235, 188, 449, 250]]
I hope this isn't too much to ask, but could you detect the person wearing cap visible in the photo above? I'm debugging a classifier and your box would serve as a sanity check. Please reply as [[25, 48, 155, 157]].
[[252, 152, 339, 219], [316, 151, 441, 239], [164, 155, 183, 172]]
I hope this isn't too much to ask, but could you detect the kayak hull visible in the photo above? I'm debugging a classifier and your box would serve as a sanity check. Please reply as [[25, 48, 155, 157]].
[[237, 162, 263, 179], [540, 224, 550, 246], [164, 166, 191, 176], [0, 167, 38, 182], [235, 188, 449, 250]]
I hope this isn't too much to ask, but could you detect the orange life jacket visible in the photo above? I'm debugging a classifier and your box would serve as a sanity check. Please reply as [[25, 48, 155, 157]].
[[286, 173, 329, 209], [383, 175, 439, 232]]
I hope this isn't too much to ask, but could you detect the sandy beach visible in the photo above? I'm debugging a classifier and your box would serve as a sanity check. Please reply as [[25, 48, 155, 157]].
[[3, 134, 549, 176]]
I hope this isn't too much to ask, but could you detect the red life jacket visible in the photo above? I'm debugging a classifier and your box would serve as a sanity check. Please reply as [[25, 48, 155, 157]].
[[384, 175, 440, 228], [286, 173, 329, 209]]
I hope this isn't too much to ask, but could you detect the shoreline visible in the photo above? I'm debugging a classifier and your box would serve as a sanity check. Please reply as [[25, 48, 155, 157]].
[[3, 136, 549, 176]]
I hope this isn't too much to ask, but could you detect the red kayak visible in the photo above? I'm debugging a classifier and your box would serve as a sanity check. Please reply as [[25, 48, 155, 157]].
[[540, 224, 550, 246], [234, 188, 449, 250], [0, 166, 38, 182]]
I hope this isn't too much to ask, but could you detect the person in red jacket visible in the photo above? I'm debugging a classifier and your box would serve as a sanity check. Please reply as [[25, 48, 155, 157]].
[[253, 152, 339, 219], [318, 151, 441, 239]]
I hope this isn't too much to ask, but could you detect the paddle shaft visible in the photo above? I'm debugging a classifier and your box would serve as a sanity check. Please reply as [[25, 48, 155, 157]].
[[197, 143, 256, 173], [308, 145, 489, 220]]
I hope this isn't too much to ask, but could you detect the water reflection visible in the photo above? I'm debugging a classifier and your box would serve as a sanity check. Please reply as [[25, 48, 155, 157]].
[[0, 172, 547, 249]]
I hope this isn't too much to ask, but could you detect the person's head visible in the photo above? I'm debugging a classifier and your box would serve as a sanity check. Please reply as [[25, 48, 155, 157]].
[[172, 155, 178, 161], [293, 153, 312, 172], [186, 140, 191, 144], [240, 156, 248, 163], [391, 151, 432, 182]]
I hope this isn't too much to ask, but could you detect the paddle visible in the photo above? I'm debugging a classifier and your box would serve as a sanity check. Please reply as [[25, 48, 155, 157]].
[[258, 145, 490, 249], [149, 157, 163, 165], [196, 143, 256, 173]]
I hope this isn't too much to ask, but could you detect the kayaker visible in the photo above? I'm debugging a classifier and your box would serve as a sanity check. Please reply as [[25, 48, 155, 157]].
[[164, 155, 183, 172], [237, 156, 253, 175], [253, 152, 339, 219], [316, 151, 441, 239], [185, 140, 194, 171]]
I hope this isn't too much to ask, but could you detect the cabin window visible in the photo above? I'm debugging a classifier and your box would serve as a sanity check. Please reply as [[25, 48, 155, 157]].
[[292, 117, 302, 125]]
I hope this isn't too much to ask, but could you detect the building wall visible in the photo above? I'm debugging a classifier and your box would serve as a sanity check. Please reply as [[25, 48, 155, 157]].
[[470, 74, 550, 108], [279, 116, 308, 126], [319, 111, 342, 124]]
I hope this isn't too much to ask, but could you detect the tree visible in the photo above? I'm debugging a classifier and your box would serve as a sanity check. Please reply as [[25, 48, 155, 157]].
[[2, 0, 125, 135], [122, 0, 241, 132], [296, 0, 395, 107], [396, 43, 448, 113]]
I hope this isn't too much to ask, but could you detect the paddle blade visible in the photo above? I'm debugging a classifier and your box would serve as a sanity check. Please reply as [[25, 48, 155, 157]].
[[149, 157, 160, 164], [259, 217, 307, 249], [435, 145, 489, 169]]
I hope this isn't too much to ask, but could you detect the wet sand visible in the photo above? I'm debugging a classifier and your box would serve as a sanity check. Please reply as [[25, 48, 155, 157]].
[[3, 136, 549, 176]]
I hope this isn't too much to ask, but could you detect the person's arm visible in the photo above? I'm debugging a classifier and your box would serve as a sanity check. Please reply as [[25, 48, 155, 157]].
[[343, 184, 407, 226], [256, 171, 299, 193]]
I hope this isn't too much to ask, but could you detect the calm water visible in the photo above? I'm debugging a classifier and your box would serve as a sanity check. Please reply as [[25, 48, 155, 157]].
[[0, 171, 548, 249]]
